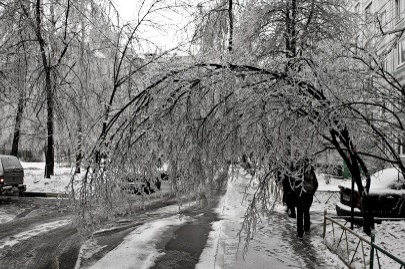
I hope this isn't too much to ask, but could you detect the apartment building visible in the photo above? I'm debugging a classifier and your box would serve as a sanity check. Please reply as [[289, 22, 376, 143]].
[[352, 1, 405, 158], [353, 0, 405, 80]]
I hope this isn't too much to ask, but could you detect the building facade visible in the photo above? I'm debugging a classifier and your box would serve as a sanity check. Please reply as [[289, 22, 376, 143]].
[[353, 0, 405, 77], [352, 0, 405, 158]]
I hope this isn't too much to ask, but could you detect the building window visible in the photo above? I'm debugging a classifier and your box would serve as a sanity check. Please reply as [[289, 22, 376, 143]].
[[354, 2, 360, 13], [396, 0, 405, 21], [398, 138, 405, 156], [382, 58, 388, 71], [365, 3, 372, 21], [398, 40, 405, 65]]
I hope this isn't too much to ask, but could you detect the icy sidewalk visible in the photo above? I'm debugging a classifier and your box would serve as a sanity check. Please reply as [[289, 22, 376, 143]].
[[196, 167, 346, 269]]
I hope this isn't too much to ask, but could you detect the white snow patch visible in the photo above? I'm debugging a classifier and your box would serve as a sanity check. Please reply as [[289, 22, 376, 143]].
[[22, 162, 77, 194], [0, 219, 71, 249], [195, 221, 222, 269], [317, 173, 345, 191], [144, 200, 199, 216], [21, 161, 170, 197], [85, 215, 193, 269], [75, 240, 107, 269], [0, 211, 15, 224]]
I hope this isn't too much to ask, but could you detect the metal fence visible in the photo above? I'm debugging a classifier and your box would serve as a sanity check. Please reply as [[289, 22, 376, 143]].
[[323, 210, 405, 269], [314, 190, 340, 205]]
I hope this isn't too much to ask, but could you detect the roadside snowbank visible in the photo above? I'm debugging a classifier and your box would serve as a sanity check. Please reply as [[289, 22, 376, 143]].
[[85, 215, 192, 269]]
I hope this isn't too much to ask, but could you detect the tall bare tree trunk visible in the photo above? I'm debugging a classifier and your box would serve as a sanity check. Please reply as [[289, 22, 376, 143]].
[[75, 116, 82, 173], [11, 90, 25, 157], [285, 0, 297, 59], [11, 24, 29, 158], [11, 56, 26, 157], [228, 0, 233, 52], [35, 0, 54, 178], [75, 11, 86, 174]]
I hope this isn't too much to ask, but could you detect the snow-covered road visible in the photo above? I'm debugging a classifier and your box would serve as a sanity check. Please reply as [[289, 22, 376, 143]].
[[76, 201, 208, 269], [83, 215, 193, 269], [76, 167, 347, 268]]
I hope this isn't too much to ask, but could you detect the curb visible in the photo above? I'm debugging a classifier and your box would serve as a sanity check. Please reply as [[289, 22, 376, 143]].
[[22, 192, 69, 198]]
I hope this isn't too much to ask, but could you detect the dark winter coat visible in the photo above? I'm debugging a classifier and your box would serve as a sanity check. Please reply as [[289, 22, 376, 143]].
[[282, 174, 297, 207], [294, 166, 318, 195]]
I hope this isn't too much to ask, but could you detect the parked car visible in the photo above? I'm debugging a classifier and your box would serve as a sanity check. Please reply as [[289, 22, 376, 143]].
[[336, 168, 405, 218], [123, 171, 168, 195], [125, 176, 158, 195], [0, 155, 26, 196]]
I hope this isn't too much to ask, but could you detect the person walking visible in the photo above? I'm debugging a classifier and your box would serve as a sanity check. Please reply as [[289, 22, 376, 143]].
[[281, 170, 297, 218], [295, 159, 318, 239]]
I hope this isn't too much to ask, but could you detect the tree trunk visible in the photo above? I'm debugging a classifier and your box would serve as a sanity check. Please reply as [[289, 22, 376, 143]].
[[11, 57, 26, 157], [329, 128, 374, 235], [228, 0, 233, 52], [75, 116, 82, 174], [76, 13, 85, 174], [35, 0, 54, 178], [285, 0, 297, 59], [44, 68, 54, 178], [11, 91, 25, 157]]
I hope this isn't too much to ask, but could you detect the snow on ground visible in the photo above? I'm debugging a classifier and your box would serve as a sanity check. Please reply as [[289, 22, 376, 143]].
[[0, 210, 16, 224], [83, 215, 193, 269], [196, 167, 346, 269], [316, 170, 405, 268], [317, 173, 344, 192], [22, 162, 77, 194], [197, 167, 405, 268], [0, 219, 71, 250], [22, 162, 170, 196], [373, 221, 405, 266], [77, 202, 198, 269], [323, 217, 405, 268]]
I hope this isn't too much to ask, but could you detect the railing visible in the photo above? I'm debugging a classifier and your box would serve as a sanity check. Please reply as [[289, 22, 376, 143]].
[[323, 210, 405, 269], [314, 190, 340, 204], [323, 210, 370, 268], [369, 233, 405, 269]]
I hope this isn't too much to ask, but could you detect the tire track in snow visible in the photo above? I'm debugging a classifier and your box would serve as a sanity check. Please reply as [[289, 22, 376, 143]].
[[0, 219, 71, 250]]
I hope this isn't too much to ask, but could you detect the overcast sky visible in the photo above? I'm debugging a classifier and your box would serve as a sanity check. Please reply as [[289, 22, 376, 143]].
[[111, 0, 194, 52]]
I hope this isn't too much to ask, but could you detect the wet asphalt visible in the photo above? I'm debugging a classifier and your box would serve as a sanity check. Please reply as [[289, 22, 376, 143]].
[[150, 193, 221, 269]]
